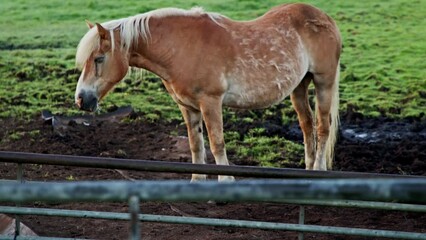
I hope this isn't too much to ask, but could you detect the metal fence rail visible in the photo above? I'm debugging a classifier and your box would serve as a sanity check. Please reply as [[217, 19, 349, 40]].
[[1, 237, 84, 240], [0, 151, 422, 179], [1, 180, 426, 240], [2, 179, 425, 212], [1, 151, 426, 240], [1, 179, 426, 203], [1, 206, 426, 240]]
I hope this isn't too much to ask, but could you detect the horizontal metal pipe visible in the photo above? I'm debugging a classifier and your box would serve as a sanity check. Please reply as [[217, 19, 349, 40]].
[[0, 151, 423, 179], [278, 199, 426, 212], [1, 206, 425, 240], [1, 179, 424, 212], [0, 179, 425, 203], [0, 236, 85, 240]]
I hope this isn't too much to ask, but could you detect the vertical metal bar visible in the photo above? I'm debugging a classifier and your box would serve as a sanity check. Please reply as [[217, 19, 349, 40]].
[[17, 163, 23, 183], [15, 163, 24, 237], [298, 205, 305, 240], [129, 195, 140, 240]]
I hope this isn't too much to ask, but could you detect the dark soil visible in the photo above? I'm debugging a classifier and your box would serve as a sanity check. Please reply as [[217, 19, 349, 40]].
[[0, 109, 425, 240]]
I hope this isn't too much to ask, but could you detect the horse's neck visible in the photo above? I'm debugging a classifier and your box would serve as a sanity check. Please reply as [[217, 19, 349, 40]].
[[126, 20, 171, 79]]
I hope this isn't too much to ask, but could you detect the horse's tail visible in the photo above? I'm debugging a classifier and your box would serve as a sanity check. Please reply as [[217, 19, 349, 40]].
[[325, 62, 340, 169]]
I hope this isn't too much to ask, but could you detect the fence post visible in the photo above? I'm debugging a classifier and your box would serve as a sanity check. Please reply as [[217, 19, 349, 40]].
[[14, 163, 24, 238], [129, 195, 141, 240], [298, 206, 305, 240]]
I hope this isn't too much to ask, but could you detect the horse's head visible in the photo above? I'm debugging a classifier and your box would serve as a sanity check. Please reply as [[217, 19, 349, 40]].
[[75, 21, 129, 112]]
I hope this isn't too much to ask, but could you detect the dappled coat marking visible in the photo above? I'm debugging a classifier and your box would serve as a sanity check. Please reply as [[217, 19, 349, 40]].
[[75, 3, 342, 181]]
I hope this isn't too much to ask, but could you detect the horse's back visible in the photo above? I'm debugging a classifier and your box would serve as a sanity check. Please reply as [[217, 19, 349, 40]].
[[264, 3, 338, 28]]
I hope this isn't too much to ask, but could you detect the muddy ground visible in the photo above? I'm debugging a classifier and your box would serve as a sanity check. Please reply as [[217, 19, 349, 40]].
[[0, 108, 425, 240]]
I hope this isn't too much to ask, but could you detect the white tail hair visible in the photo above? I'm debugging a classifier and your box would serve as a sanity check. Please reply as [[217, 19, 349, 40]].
[[325, 62, 340, 169]]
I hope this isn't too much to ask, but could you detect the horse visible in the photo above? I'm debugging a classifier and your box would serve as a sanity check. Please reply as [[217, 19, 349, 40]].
[[74, 3, 342, 182]]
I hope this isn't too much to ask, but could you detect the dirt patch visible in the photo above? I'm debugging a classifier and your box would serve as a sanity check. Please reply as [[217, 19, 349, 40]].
[[0, 112, 425, 239]]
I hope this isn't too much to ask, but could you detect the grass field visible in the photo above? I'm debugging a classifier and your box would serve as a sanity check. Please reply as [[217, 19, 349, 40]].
[[1, 0, 425, 119], [1, 0, 425, 166]]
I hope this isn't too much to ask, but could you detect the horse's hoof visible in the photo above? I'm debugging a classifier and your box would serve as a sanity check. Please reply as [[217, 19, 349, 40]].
[[218, 175, 235, 182], [190, 174, 207, 182]]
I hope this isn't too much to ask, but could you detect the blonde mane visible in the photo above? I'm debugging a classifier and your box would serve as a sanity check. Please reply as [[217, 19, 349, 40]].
[[76, 7, 223, 69]]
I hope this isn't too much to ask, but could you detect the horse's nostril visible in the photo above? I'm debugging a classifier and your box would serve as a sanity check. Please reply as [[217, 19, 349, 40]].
[[76, 91, 98, 112], [88, 97, 98, 112], [76, 97, 83, 109]]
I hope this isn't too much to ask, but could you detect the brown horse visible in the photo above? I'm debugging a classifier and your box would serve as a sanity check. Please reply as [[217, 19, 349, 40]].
[[75, 3, 341, 181]]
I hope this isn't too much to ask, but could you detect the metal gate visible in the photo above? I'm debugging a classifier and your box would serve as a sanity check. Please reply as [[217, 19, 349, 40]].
[[1, 151, 426, 240]]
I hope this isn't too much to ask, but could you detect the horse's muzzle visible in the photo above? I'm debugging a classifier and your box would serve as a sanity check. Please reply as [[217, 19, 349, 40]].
[[76, 91, 98, 112]]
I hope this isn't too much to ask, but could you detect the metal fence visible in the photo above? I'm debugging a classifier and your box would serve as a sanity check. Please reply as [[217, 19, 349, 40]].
[[1, 151, 426, 240]]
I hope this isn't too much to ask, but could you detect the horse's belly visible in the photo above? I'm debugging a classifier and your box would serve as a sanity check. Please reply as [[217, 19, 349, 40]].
[[222, 77, 297, 109], [221, 31, 309, 109], [222, 47, 308, 109]]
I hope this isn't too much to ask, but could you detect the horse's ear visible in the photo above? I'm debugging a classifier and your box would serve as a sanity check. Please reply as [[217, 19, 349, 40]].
[[85, 20, 94, 29], [95, 23, 109, 40]]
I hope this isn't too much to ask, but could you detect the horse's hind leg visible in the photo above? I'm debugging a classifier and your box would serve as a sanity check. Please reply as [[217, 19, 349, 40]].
[[291, 74, 316, 170], [179, 105, 207, 182], [313, 69, 339, 170], [200, 96, 235, 182]]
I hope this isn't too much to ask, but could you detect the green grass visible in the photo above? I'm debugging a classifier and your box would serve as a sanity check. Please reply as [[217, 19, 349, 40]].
[[225, 129, 304, 168], [1, 0, 424, 119], [1, 0, 425, 166]]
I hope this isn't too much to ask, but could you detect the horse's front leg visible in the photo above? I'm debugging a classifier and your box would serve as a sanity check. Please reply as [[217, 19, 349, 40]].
[[179, 105, 207, 182], [200, 96, 235, 182]]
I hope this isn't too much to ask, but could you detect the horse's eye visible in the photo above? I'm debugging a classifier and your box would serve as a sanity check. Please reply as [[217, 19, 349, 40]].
[[94, 56, 105, 64]]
